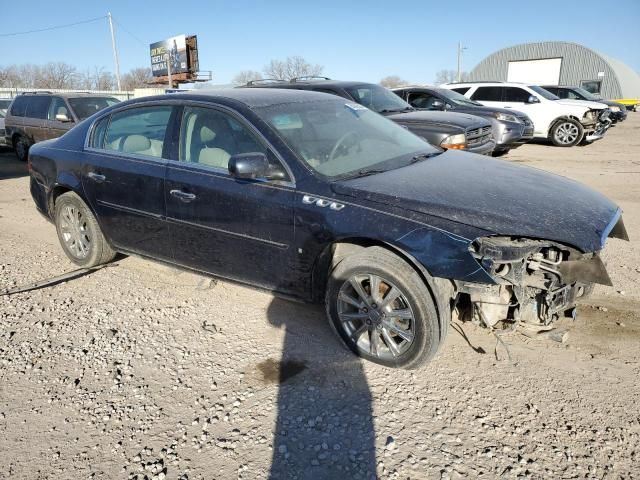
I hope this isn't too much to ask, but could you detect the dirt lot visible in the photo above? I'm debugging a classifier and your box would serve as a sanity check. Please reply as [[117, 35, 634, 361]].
[[1, 115, 639, 480]]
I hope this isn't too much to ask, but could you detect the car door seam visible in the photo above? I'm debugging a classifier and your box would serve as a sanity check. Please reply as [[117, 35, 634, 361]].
[[165, 216, 288, 249]]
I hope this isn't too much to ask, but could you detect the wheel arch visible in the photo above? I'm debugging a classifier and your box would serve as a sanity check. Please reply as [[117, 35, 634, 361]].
[[48, 172, 85, 217], [311, 237, 453, 341]]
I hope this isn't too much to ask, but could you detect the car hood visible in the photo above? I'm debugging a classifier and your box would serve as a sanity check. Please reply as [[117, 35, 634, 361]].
[[331, 150, 619, 252], [555, 99, 608, 110], [386, 110, 489, 129]]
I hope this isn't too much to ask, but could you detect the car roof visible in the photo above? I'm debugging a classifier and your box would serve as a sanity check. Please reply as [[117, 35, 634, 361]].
[[17, 91, 118, 99], [128, 88, 341, 109], [245, 79, 380, 90]]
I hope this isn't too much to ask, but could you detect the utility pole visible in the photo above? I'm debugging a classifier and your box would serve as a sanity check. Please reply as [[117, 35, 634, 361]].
[[457, 42, 467, 82], [166, 53, 172, 89], [107, 12, 122, 91]]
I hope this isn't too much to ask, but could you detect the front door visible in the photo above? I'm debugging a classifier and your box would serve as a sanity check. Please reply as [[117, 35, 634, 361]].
[[81, 104, 176, 260], [47, 97, 74, 140], [165, 105, 296, 292]]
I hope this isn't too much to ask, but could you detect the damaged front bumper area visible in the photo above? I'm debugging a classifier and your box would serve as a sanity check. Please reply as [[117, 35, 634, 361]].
[[582, 109, 612, 143], [454, 216, 629, 328]]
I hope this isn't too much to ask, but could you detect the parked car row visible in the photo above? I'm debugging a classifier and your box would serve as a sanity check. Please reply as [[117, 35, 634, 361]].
[[27, 88, 628, 369], [443, 81, 615, 147]]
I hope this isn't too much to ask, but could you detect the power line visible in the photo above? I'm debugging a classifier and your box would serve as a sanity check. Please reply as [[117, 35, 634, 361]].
[[111, 16, 148, 47], [0, 15, 107, 37]]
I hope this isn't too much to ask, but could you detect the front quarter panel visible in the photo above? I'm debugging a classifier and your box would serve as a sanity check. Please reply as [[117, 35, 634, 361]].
[[293, 180, 495, 296]]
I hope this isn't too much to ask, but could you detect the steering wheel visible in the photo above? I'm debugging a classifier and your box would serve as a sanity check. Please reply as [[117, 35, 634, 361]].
[[329, 131, 359, 162]]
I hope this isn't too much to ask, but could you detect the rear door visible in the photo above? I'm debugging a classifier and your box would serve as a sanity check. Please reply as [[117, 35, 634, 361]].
[[165, 104, 297, 292], [469, 86, 504, 109], [82, 104, 176, 260], [24, 96, 51, 143]]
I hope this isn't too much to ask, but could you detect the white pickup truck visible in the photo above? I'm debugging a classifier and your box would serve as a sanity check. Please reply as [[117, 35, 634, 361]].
[[441, 82, 611, 147]]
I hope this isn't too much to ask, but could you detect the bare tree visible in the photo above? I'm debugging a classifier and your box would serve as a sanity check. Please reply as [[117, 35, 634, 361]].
[[434, 69, 468, 84], [121, 67, 153, 91], [262, 56, 323, 81], [38, 62, 78, 89], [78, 67, 115, 91], [379, 75, 408, 88], [232, 70, 263, 85]]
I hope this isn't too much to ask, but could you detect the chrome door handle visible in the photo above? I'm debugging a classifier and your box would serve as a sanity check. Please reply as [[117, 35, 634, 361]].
[[170, 189, 197, 202], [87, 172, 106, 183]]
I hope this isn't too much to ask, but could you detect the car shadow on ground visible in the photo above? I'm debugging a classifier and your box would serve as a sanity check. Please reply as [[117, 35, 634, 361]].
[[0, 148, 28, 180], [265, 298, 378, 480]]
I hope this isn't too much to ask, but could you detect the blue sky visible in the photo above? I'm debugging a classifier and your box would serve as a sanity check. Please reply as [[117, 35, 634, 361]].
[[2, 0, 639, 84]]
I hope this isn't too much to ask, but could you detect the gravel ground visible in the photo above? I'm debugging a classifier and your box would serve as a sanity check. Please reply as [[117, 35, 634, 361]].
[[1, 114, 639, 479]]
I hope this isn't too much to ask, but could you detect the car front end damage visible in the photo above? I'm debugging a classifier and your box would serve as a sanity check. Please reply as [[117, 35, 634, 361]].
[[453, 213, 629, 329], [581, 108, 612, 143]]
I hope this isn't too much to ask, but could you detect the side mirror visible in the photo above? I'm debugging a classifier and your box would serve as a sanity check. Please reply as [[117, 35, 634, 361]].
[[55, 113, 72, 122], [431, 100, 446, 110], [228, 152, 269, 180], [526, 95, 540, 104]]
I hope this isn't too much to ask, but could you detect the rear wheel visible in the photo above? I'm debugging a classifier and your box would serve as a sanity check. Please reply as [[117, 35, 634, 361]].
[[54, 192, 116, 267], [549, 119, 584, 147], [325, 246, 443, 369], [13, 135, 30, 162]]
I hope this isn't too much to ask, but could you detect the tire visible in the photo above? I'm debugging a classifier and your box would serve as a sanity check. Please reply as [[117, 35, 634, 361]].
[[325, 246, 443, 369], [549, 119, 584, 147], [13, 135, 31, 162], [54, 192, 116, 267], [492, 149, 510, 157]]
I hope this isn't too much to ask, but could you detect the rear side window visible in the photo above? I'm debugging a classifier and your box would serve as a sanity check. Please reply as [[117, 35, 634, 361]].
[[471, 87, 503, 101], [451, 87, 470, 95], [9, 96, 29, 117], [503, 87, 531, 103], [91, 116, 110, 149], [26, 96, 52, 119], [103, 106, 173, 158]]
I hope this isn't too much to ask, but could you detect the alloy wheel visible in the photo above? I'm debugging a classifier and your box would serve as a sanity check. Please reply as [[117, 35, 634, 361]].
[[59, 205, 91, 259], [554, 122, 580, 145], [337, 274, 415, 360]]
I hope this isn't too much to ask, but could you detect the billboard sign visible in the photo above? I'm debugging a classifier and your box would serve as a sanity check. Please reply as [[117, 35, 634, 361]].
[[150, 35, 189, 77]]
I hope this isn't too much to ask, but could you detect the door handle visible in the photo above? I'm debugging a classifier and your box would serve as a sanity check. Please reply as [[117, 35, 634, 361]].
[[87, 172, 106, 183], [170, 189, 197, 202], [503, 106, 512, 108]]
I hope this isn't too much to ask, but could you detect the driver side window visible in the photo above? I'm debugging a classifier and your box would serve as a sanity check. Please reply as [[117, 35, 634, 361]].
[[407, 92, 438, 109], [179, 106, 289, 180]]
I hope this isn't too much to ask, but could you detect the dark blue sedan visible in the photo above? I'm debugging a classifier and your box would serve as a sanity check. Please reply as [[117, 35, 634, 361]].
[[28, 89, 627, 368]]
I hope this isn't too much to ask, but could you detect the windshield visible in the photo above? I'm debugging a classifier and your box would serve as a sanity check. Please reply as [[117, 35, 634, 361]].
[[255, 98, 440, 179], [434, 88, 482, 107], [528, 85, 559, 101], [573, 87, 600, 101], [68, 97, 120, 120], [345, 84, 413, 114]]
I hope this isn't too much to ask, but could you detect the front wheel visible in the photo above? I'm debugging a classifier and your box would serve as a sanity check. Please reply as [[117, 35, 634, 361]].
[[54, 192, 116, 267], [325, 246, 443, 369], [549, 119, 584, 147]]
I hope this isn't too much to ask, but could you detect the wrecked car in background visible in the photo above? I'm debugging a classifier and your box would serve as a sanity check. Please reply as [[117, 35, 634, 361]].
[[28, 89, 628, 369], [443, 82, 611, 147]]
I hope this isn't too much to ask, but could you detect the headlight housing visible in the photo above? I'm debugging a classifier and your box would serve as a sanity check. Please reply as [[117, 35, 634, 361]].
[[494, 112, 521, 123], [609, 106, 620, 113], [440, 133, 466, 149]]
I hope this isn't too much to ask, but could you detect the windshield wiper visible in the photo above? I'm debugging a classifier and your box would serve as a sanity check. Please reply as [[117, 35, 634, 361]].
[[410, 152, 442, 163], [346, 167, 389, 179], [379, 106, 414, 114]]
